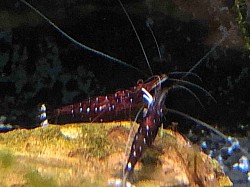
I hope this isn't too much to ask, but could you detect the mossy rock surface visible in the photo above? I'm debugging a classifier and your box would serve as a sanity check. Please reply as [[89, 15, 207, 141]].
[[0, 122, 232, 187]]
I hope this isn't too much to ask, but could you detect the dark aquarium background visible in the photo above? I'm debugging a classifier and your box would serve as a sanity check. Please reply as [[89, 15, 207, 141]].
[[1, 0, 250, 186], [0, 0, 249, 134]]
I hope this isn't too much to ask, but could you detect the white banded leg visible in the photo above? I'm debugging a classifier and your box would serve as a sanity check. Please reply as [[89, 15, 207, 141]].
[[40, 104, 48, 127]]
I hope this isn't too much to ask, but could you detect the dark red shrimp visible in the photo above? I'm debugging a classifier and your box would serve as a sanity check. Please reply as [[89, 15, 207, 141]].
[[123, 83, 166, 182], [41, 74, 167, 125]]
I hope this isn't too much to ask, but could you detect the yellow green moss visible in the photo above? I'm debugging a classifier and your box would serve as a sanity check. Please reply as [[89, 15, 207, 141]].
[[25, 170, 57, 187], [0, 122, 232, 187], [0, 149, 14, 168]]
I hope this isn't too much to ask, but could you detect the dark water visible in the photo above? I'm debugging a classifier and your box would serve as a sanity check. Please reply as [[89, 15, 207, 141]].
[[0, 0, 248, 131], [0, 0, 250, 185]]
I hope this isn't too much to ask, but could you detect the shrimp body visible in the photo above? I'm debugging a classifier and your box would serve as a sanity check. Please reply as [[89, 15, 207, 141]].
[[124, 86, 166, 177]]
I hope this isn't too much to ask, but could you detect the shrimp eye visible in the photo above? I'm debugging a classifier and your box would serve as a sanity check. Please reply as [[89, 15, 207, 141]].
[[137, 79, 144, 85]]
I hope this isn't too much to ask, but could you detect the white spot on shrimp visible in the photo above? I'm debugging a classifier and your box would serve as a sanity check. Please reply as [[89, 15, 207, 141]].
[[130, 98, 133, 103], [135, 135, 138, 140], [127, 162, 132, 171], [146, 125, 149, 131], [71, 109, 74, 114], [86, 107, 90, 113], [95, 97, 98, 102], [95, 107, 98, 112], [99, 106, 102, 112], [139, 146, 142, 152], [79, 107, 83, 113], [143, 138, 146, 144], [139, 128, 142, 134], [108, 106, 111, 111], [133, 151, 136, 157]]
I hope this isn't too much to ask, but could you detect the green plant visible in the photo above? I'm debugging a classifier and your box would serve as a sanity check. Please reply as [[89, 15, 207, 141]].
[[234, 0, 250, 50]]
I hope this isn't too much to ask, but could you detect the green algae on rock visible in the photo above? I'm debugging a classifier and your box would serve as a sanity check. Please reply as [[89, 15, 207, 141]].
[[0, 122, 232, 187]]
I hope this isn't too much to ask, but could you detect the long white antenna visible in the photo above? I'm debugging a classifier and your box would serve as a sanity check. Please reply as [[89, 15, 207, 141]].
[[182, 33, 228, 79], [20, 0, 145, 74], [117, 0, 153, 76], [146, 17, 162, 64]]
